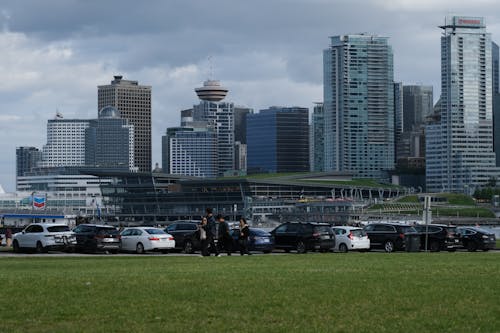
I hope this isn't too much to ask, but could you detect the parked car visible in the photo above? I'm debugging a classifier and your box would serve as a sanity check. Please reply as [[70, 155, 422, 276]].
[[363, 223, 420, 252], [12, 223, 76, 253], [413, 224, 461, 252], [270, 222, 334, 253], [165, 221, 201, 254], [457, 227, 496, 252], [332, 226, 370, 252], [120, 227, 175, 254], [73, 224, 121, 253], [229, 227, 275, 253]]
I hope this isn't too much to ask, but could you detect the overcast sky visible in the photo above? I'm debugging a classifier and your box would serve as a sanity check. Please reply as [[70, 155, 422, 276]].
[[0, 0, 499, 191]]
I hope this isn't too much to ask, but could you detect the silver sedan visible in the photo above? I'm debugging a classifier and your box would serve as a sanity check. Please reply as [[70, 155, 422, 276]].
[[120, 227, 175, 254]]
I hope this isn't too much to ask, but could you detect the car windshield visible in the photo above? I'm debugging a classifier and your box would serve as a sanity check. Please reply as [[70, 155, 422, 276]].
[[313, 226, 331, 234], [97, 228, 118, 235], [251, 229, 270, 236], [350, 229, 366, 237], [145, 229, 166, 235], [401, 226, 417, 233], [472, 227, 493, 234], [47, 226, 71, 232]]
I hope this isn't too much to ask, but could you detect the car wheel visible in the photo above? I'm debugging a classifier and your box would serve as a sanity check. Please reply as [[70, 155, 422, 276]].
[[183, 240, 194, 254], [136, 242, 145, 254], [430, 241, 441, 252], [339, 243, 348, 253], [296, 241, 306, 254], [466, 241, 477, 252], [161, 249, 169, 254], [284, 248, 290, 253], [35, 241, 46, 254], [263, 250, 271, 254], [13, 240, 20, 253], [482, 248, 490, 252], [384, 240, 395, 253]]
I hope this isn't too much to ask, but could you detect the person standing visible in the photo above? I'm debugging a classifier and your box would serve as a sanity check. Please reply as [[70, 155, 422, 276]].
[[205, 208, 219, 256], [239, 218, 251, 255], [199, 217, 209, 256], [217, 214, 232, 256]]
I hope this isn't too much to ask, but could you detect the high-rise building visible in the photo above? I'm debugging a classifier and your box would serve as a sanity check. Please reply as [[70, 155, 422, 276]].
[[492, 42, 500, 166], [98, 76, 151, 172], [427, 16, 498, 193], [323, 34, 395, 179], [16, 147, 42, 186], [39, 118, 91, 168], [192, 80, 235, 175], [247, 106, 309, 173], [162, 126, 218, 177], [394, 82, 404, 162], [310, 102, 325, 172], [492, 42, 499, 94], [85, 106, 135, 171], [403, 85, 433, 132]]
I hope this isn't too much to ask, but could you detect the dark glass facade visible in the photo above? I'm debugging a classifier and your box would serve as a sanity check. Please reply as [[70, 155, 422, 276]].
[[247, 107, 309, 173]]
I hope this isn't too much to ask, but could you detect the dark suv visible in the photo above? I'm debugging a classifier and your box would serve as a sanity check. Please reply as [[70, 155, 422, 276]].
[[165, 221, 201, 254], [457, 227, 496, 252], [414, 224, 461, 252], [73, 224, 121, 253], [363, 223, 420, 252], [270, 222, 334, 253]]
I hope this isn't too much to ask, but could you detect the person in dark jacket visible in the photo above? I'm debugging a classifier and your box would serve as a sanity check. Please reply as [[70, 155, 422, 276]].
[[238, 218, 251, 255], [217, 214, 232, 256], [205, 208, 219, 256]]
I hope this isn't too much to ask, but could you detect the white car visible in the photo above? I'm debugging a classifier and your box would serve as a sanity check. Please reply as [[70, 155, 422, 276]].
[[332, 226, 370, 253], [12, 223, 76, 253], [120, 227, 175, 254]]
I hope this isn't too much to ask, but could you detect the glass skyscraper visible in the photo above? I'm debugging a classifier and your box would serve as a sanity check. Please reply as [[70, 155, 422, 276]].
[[427, 16, 498, 193], [310, 102, 325, 172], [247, 107, 309, 173], [323, 34, 395, 180]]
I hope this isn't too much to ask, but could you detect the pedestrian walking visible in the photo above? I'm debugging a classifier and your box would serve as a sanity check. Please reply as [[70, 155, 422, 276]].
[[239, 218, 251, 255], [217, 214, 232, 256], [205, 208, 219, 256], [199, 217, 210, 256]]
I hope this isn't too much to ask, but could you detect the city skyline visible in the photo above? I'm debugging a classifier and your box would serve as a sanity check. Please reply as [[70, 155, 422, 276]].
[[1, 1, 500, 190]]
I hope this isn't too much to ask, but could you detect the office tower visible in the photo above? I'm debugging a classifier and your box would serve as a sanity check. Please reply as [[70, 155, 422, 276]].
[[427, 16, 498, 193], [394, 83, 404, 161], [193, 80, 235, 175], [85, 106, 135, 171], [233, 106, 252, 172], [493, 42, 499, 94], [162, 126, 218, 177], [403, 85, 433, 132], [98, 75, 151, 172], [493, 42, 500, 166], [39, 118, 91, 168], [16, 147, 42, 186], [310, 102, 325, 172], [323, 34, 395, 179], [247, 106, 309, 173]]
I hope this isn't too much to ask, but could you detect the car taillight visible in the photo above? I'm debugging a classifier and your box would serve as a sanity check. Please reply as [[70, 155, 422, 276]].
[[149, 237, 160, 241], [399, 233, 405, 239], [348, 232, 354, 240], [312, 232, 320, 238], [117, 235, 121, 240], [95, 234, 105, 239], [168, 236, 174, 241]]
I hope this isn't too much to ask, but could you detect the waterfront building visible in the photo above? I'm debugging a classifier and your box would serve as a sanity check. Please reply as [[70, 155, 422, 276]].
[[85, 106, 135, 171], [310, 102, 325, 172], [39, 118, 91, 168], [323, 34, 395, 180], [162, 126, 218, 178], [427, 16, 498, 193], [247, 106, 309, 173], [16, 146, 42, 178], [98, 76, 152, 172]]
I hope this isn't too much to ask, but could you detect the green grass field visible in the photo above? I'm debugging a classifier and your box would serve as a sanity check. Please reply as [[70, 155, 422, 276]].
[[1, 253, 499, 333]]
